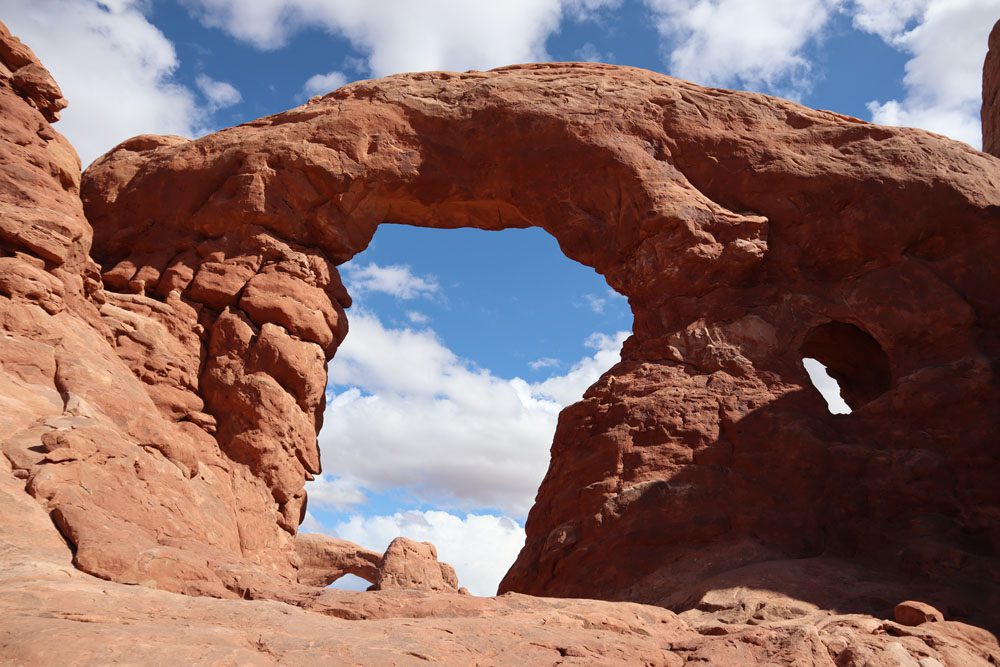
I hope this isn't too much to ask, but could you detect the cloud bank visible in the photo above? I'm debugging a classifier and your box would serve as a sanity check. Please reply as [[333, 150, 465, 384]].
[[332, 510, 526, 596], [184, 0, 621, 76], [855, 0, 1000, 148], [645, 0, 842, 98], [310, 310, 628, 517]]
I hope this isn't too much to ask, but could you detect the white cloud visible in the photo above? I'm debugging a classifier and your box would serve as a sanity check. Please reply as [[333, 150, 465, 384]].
[[300, 511, 325, 532], [195, 73, 242, 110], [4, 0, 205, 165], [855, 0, 1000, 148], [532, 332, 626, 406], [343, 262, 440, 300], [802, 357, 851, 414], [333, 510, 526, 596], [582, 293, 607, 313], [302, 70, 348, 97], [529, 357, 562, 370], [851, 0, 927, 40], [580, 288, 628, 315], [183, 0, 619, 76], [574, 42, 612, 62], [406, 310, 430, 324], [313, 310, 627, 516], [645, 0, 843, 97], [307, 474, 367, 509]]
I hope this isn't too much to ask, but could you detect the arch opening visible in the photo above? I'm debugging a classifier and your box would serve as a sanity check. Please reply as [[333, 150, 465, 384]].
[[306, 223, 633, 595], [800, 321, 891, 413]]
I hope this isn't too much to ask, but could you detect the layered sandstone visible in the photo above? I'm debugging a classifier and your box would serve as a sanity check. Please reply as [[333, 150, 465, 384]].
[[1, 15, 999, 666]]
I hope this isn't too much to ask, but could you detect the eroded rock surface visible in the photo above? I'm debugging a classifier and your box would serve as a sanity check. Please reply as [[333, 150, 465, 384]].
[[79, 47, 1000, 626], [3, 454, 997, 665], [293, 533, 381, 588], [375, 537, 461, 593], [1, 16, 999, 666], [984, 19, 1000, 157]]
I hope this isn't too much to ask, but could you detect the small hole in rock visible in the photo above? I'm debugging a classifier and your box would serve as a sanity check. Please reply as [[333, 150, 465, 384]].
[[802, 357, 851, 415], [327, 573, 372, 591], [800, 321, 891, 413]]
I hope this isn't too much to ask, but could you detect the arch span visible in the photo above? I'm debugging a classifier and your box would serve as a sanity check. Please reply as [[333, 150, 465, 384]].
[[72, 63, 1000, 615]]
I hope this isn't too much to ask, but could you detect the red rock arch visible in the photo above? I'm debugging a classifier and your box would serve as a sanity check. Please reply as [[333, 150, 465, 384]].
[[66, 64, 1000, 620]]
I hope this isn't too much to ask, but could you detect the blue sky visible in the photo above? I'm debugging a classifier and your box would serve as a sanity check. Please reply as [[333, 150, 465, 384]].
[[6, 0, 997, 594]]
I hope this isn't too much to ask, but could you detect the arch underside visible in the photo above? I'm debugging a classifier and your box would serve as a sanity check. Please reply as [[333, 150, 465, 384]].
[[30, 62, 997, 622]]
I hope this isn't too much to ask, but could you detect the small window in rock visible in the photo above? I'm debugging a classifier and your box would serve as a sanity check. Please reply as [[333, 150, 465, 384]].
[[327, 573, 372, 591], [802, 358, 851, 414], [800, 321, 891, 413]]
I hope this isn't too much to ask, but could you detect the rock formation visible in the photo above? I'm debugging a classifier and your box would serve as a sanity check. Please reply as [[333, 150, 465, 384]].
[[375, 537, 461, 593], [984, 19, 1000, 157], [293, 533, 461, 592], [293, 533, 381, 587], [2, 16, 999, 666]]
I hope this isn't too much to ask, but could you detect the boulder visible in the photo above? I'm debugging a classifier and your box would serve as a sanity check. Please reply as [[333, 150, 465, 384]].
[[895, 601, 945, 626], [375, 537, 460, 593]]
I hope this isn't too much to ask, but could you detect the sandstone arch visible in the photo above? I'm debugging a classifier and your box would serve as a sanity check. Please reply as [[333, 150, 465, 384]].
[[1, 23, 996, 631]]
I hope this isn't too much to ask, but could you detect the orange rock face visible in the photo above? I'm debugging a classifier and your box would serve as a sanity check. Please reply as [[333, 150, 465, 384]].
[[2, 17, 1000, 666]]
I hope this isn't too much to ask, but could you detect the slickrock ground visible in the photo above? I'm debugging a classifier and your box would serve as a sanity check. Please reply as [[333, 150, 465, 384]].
[[1, 17, 999, 665]]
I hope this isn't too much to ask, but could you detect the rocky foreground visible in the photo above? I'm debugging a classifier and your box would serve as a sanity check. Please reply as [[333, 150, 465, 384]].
[[1, 17, 999, 665]]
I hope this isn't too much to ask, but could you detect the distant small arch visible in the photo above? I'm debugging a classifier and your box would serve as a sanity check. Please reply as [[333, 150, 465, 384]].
[[800, 321, 891, 412]]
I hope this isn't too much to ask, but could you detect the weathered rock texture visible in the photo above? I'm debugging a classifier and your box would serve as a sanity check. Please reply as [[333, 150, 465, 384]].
[[293, 533, 460, 591], [293, 533, 381, 587], [376, 537, 461, 592], [984, 20, 1000, 157], [2, 17, 1000, 665], [79, 43, 1000, 624], [4, 438, 999, 664]]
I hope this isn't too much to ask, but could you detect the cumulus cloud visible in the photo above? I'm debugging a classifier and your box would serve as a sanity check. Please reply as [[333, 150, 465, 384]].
[[802, 357, 851, 414], [310, 310, 627, 516], [183, 0, 619, 76], [307, 474, 367, 509], [850, 0, 927, 39], [195, 73, 242, 110], [343, 262, 440, 300], [302, 69, 348, 97], [333, 510, 526, 596], [406, 311, 430, 324], [855, 0, 1000, 147], [4, 0, 204, 165], [645, 0, 842, 97]]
